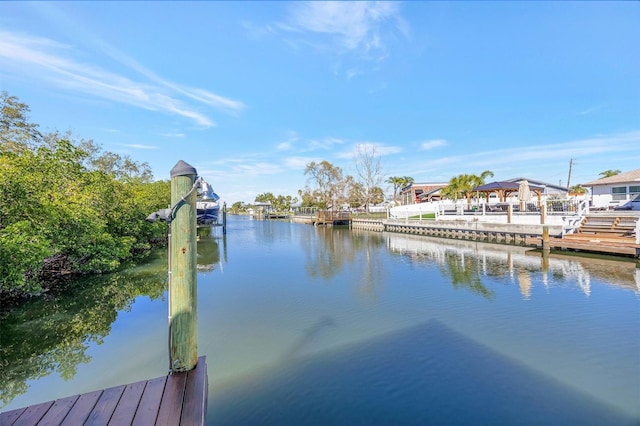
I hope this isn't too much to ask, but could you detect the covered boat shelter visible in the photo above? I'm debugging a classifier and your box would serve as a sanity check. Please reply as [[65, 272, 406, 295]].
[[470, 181, 544, 206]]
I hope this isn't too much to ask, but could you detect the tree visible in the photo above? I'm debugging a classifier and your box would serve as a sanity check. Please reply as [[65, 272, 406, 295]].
[[0, 93, 170, 299], [303, 161, 347, 210], [230, 201, 247, 214], [569, 185, 587, 195], [441, 170, 493, 207], [386, 176, 414, 204], [0, 90, 42, 152], [386, 176, 404, 204], [254, 192, 298, 212], [599, 169, 621, 178], [353, 144, 384, 212]]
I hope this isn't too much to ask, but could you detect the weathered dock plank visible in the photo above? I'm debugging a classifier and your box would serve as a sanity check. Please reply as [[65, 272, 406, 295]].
[[0, 356, 208, 426], [132, 376, 167, 425], [60, 390, 102, 425]]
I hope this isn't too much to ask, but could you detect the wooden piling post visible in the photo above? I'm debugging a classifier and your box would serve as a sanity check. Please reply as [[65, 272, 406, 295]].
[[542, 225, 550, 251], [540, 203, 546, 224], [169, 160, 198, 372], [222, 202, 227, 234], [507, 204, 512, 224]]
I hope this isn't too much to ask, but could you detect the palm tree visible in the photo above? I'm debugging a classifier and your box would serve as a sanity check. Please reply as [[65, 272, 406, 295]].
[[599, 169, 621, 178], [386, 176, 404, 204], [569, 185, 587, 195], [387, 176, 414, 204], [442, 170, 493, 207]]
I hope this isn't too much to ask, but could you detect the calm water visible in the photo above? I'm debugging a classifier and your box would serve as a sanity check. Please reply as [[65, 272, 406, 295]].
[[1, 216, 639, 424]]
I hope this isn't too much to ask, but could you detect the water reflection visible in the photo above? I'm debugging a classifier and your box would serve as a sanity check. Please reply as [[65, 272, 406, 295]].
[[197, 232, 225, 273], [301, 227, 386, 300], [387, 233, 639, 298], [0, 251, 168, 408]]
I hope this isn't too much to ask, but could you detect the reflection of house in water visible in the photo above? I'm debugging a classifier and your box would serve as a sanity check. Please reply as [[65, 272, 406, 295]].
[[517, 270, 532, 299], [386, 233, 639, 298]]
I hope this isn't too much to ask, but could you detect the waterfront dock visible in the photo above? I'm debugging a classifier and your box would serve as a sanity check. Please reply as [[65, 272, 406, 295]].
[[314, 210, 352, 226], [0, 357, 208, 426], [351, 216, 640, 258]]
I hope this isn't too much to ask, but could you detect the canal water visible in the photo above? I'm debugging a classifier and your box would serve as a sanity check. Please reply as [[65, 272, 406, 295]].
[[1, 215, 639, 424]]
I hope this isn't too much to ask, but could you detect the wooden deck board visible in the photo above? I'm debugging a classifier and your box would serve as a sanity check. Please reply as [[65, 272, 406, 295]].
[[156, 371, 187, 426], [37, 395, 79, 425], [12, 401, 54, 425], [86, 384, 125, 426], [0, 356, 207, 426], [1, 407, 26, 425], [60, 390, 103, 426], [132, 376, 167, 426], [108, 380, 147, 425]]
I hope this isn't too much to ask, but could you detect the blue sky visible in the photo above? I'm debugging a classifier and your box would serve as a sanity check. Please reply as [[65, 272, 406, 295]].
[[1, 1, 639, 204]]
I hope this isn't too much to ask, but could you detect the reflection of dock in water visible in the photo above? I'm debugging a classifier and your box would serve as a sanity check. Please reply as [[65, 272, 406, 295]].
[[526, 250, 639, 294], [387, 233, 639, 296]]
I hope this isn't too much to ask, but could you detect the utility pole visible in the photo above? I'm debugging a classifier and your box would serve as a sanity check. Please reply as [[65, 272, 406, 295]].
[[566, 159, 574, 189]]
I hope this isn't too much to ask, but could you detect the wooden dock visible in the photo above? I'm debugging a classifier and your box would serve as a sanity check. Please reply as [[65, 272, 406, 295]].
[[544, 234, 640, 257], [0, 357, 208, 426], [314, 210, 352, 226]]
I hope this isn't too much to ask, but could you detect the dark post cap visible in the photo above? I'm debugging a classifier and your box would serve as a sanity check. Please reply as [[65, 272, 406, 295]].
[[170, 160, 197, 177]]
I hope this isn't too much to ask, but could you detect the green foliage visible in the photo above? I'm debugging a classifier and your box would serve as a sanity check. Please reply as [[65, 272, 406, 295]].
[[0, 93, 170, 298], [441, 170, 494, 203], [599, 169, 621, 178], [254, 192, 298, 212], [230, 201, 247, 214], [0, 221, 51, 294]]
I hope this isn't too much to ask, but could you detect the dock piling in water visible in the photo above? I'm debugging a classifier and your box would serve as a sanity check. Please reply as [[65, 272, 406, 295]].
[[169, 161, 199, 372]]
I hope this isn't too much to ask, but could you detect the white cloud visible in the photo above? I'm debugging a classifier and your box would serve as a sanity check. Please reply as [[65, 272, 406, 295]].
[[277, 142, 293, 151], [0, 30, 244, 126], [337, 142, 402, 159], [284, 156, 314, 169], [123, 143, 158, 150], [403, 131, 640, 183], [286, 2, 401, 52], [307, 136, 345, 151], [420, 139, 447, 150], [278, 1, 409, 73]]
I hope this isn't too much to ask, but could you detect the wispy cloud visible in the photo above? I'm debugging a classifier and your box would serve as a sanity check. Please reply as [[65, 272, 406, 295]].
[[284, 156, 314, 169], [123, 143, 158, 150], [578, 105, 604, 116], [404, 131, 640, 182], [337, 142, 403, 159], [277, 1, 409, 74], [0, 30, 244, 126], [307, 136, 345, 151], [420, 139, 447, 150], [160, 132, 185, 138]]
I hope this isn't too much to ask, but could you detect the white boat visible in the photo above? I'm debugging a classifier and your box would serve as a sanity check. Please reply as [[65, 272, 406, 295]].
[[197, 179, 220, 225]]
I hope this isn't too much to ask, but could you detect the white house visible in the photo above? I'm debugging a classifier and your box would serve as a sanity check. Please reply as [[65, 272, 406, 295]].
[[582, 169, 640, 210]]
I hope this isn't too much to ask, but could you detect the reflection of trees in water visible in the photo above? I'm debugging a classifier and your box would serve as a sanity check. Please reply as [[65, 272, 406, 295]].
[[301, 228, 385, 300], [197, 236, 221, 272], [303, 228, 355, 280], [351, 230, 386, 300], [0, 252, 168, 408], [439, 252, 495, 300]]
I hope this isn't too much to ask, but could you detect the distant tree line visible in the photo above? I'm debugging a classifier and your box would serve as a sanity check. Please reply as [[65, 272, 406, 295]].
[[0, 91, 170, 302]]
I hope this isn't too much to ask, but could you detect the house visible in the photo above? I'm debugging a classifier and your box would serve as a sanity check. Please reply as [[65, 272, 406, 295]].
[[504, 178, 568, 198], [582, 169, 640, 210], [399, 183, 448, 205]]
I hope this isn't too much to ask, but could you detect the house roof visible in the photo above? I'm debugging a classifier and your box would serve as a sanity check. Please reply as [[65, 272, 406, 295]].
[[472, 181, 545, 192], [582, 169, 640, 186], [505, 177, 567, 192]]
